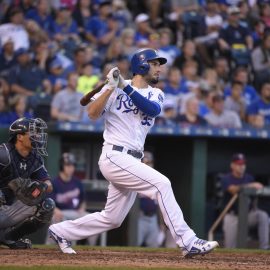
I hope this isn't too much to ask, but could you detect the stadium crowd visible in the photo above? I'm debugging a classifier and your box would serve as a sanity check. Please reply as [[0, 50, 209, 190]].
[[1, 0, 270, 129]]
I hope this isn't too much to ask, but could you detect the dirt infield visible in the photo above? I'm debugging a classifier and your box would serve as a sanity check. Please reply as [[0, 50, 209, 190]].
[[1, 247, 270, 269]]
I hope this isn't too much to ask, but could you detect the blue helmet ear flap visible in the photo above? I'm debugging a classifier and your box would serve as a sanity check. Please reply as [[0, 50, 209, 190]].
[[139, 62, 150, 75]]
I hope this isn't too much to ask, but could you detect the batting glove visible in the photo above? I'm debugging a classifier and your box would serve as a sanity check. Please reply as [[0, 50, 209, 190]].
[[106, 67, 120, 90], [118, 74, 128, 89]]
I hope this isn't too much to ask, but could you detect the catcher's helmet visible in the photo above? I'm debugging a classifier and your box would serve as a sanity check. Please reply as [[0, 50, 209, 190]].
[[131, 48, 167, 75], [9, 117, 48, 156]]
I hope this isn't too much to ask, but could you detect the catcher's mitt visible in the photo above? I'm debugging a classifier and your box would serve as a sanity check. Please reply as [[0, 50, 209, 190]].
[[8, 177, 48, 206]]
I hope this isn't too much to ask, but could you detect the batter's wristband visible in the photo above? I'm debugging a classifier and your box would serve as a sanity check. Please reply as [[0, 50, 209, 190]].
[[123, 85, 136, 97]]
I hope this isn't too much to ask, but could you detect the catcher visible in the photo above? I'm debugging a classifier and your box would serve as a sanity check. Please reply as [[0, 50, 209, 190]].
[[0, 117, 55, 249]]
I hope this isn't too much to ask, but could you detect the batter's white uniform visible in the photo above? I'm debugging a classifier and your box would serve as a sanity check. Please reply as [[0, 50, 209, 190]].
[[50, 81, 197, 251]]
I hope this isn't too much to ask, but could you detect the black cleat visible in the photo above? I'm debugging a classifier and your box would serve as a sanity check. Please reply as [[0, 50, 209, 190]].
[[0, 238, 32, 249]]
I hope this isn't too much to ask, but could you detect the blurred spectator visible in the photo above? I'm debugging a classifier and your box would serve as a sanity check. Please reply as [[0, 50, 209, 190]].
[[8, 48, 47, 97], [198, 83, 216, 117], [181, 60, 200, 92], [259, 1, 270, 28], [195, 0, 223, 67], [50, 4, 81, 58], [7, 94, 33, 124], [24, 19, 49, 48], [0, 93, 10, 125], [77, 63, 99, 95], [173, 40, 203, 75], [72, 0, 93, 40], [250, 18, 265, 48], [49, 152, 99, 245], [65, 47, 87, 75], [224, 67, 259, 106], [246, 81, 270, 128], [51, 72, 84, 122], [103, 38, 123, 64], [221, 153, 269, 249], [111, 0, 132, 31], [175, 94, 207, 126], [224, 80, 247, 121], [85, 0, 119, 53], [218, 6, 253, 67], [163, 67, 189, 106], [33, 40, 50, 70], [0, 77, 9, 98], [156, 99, 177, 126], [0, 7, 29, 50], [252, 32, 270, 88], [134, 13, 155, 47], [158, 27, 181, 66], [0, 37, 16, 77], [119, 28, 137, 56], [214, 56, 230, 90], [47, 58, 67, 93], [205, 94, 242, 128], [115, 55, 130, 78], [26, 0, 53, 33]]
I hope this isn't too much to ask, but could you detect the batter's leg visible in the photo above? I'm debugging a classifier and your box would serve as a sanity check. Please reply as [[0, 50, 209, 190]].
[[100, 151, 197, 251], [49, 183, 137, 241]]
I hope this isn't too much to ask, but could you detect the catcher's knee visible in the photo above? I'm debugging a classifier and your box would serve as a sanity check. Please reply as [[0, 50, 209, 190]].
[[35, 198, 55, 223]]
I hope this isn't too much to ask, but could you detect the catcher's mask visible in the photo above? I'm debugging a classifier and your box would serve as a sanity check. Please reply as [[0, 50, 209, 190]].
[[9, 117, 48, 156]]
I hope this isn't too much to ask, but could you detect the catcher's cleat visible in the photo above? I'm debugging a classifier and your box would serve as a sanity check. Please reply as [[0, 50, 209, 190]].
[[1, 238, 32, 249], [48, 228, 76, 254], [182, 238, 219, 258]]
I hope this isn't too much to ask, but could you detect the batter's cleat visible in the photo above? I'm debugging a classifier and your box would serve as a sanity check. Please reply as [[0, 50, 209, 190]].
[[48, 228, 76, 254], [182, 238, 219, 258], [0, 238, 32, 249]]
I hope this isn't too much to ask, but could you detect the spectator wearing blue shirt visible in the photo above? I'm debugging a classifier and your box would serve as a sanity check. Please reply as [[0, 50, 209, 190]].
[[26, 0, 53, 34], [0, 37, 16, 77], [218, 6, 253, 66], [0, 93, 9, 126], [8, 48, 47, 97], [85, 0, 119, 54], [221, 153, 269, 249], [134, 13, 155, 47], [224, 67, 259, 106], [247, 81, 270, 128], [51, 5, 80, 58], [163, 67, 189, 97]]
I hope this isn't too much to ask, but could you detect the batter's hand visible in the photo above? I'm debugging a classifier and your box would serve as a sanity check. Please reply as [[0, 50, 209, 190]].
[[118, 74, 128, 89], [106, 67, 119, 90]]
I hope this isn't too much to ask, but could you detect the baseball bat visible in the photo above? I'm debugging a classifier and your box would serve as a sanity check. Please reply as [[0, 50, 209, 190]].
[[80, 70, 119, 106]]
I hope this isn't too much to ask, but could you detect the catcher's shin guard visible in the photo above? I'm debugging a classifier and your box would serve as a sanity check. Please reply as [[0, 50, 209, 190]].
[[4, 198, 55, 241]]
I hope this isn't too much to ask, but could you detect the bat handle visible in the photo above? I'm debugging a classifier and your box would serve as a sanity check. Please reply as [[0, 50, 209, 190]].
[[112, 69, 120, 79]]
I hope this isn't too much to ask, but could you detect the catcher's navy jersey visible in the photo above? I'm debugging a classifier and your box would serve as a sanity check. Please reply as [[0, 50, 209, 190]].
[[0, 143, 50, 204]]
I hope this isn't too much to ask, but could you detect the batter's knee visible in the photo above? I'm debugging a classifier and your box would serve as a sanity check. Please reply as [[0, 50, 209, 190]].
[[158, 176, 171, 189]]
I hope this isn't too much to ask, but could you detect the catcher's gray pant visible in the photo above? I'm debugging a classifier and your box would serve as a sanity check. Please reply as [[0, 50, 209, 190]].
[[137, 212, 160, 247], [49, 146, 197, 250], [223, 209, 269, 249], [0, 200, 36, 241]]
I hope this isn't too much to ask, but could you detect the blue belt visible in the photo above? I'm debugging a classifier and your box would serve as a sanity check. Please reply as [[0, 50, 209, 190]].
[[112, 145, 143, 159]]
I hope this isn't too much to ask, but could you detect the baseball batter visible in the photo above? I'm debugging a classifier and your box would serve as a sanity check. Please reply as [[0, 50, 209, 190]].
[[49, 48, 218, 257]]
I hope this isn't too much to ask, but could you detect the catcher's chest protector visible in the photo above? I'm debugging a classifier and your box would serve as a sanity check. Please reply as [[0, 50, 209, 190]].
[[0, 143, 43, 188]]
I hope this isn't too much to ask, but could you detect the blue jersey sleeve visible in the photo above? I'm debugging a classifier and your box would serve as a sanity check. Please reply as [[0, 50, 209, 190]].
[[122, 85, 161, 117]]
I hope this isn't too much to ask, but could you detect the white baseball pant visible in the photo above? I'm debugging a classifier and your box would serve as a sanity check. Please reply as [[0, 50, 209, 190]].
[[49, 145, 197, 250]]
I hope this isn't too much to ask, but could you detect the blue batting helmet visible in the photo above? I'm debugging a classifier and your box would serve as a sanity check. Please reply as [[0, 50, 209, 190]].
[[131, 48, 167, 75]]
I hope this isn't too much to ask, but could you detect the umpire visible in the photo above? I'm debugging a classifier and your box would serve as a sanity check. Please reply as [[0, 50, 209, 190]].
[[0, 117, 55, 249]]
